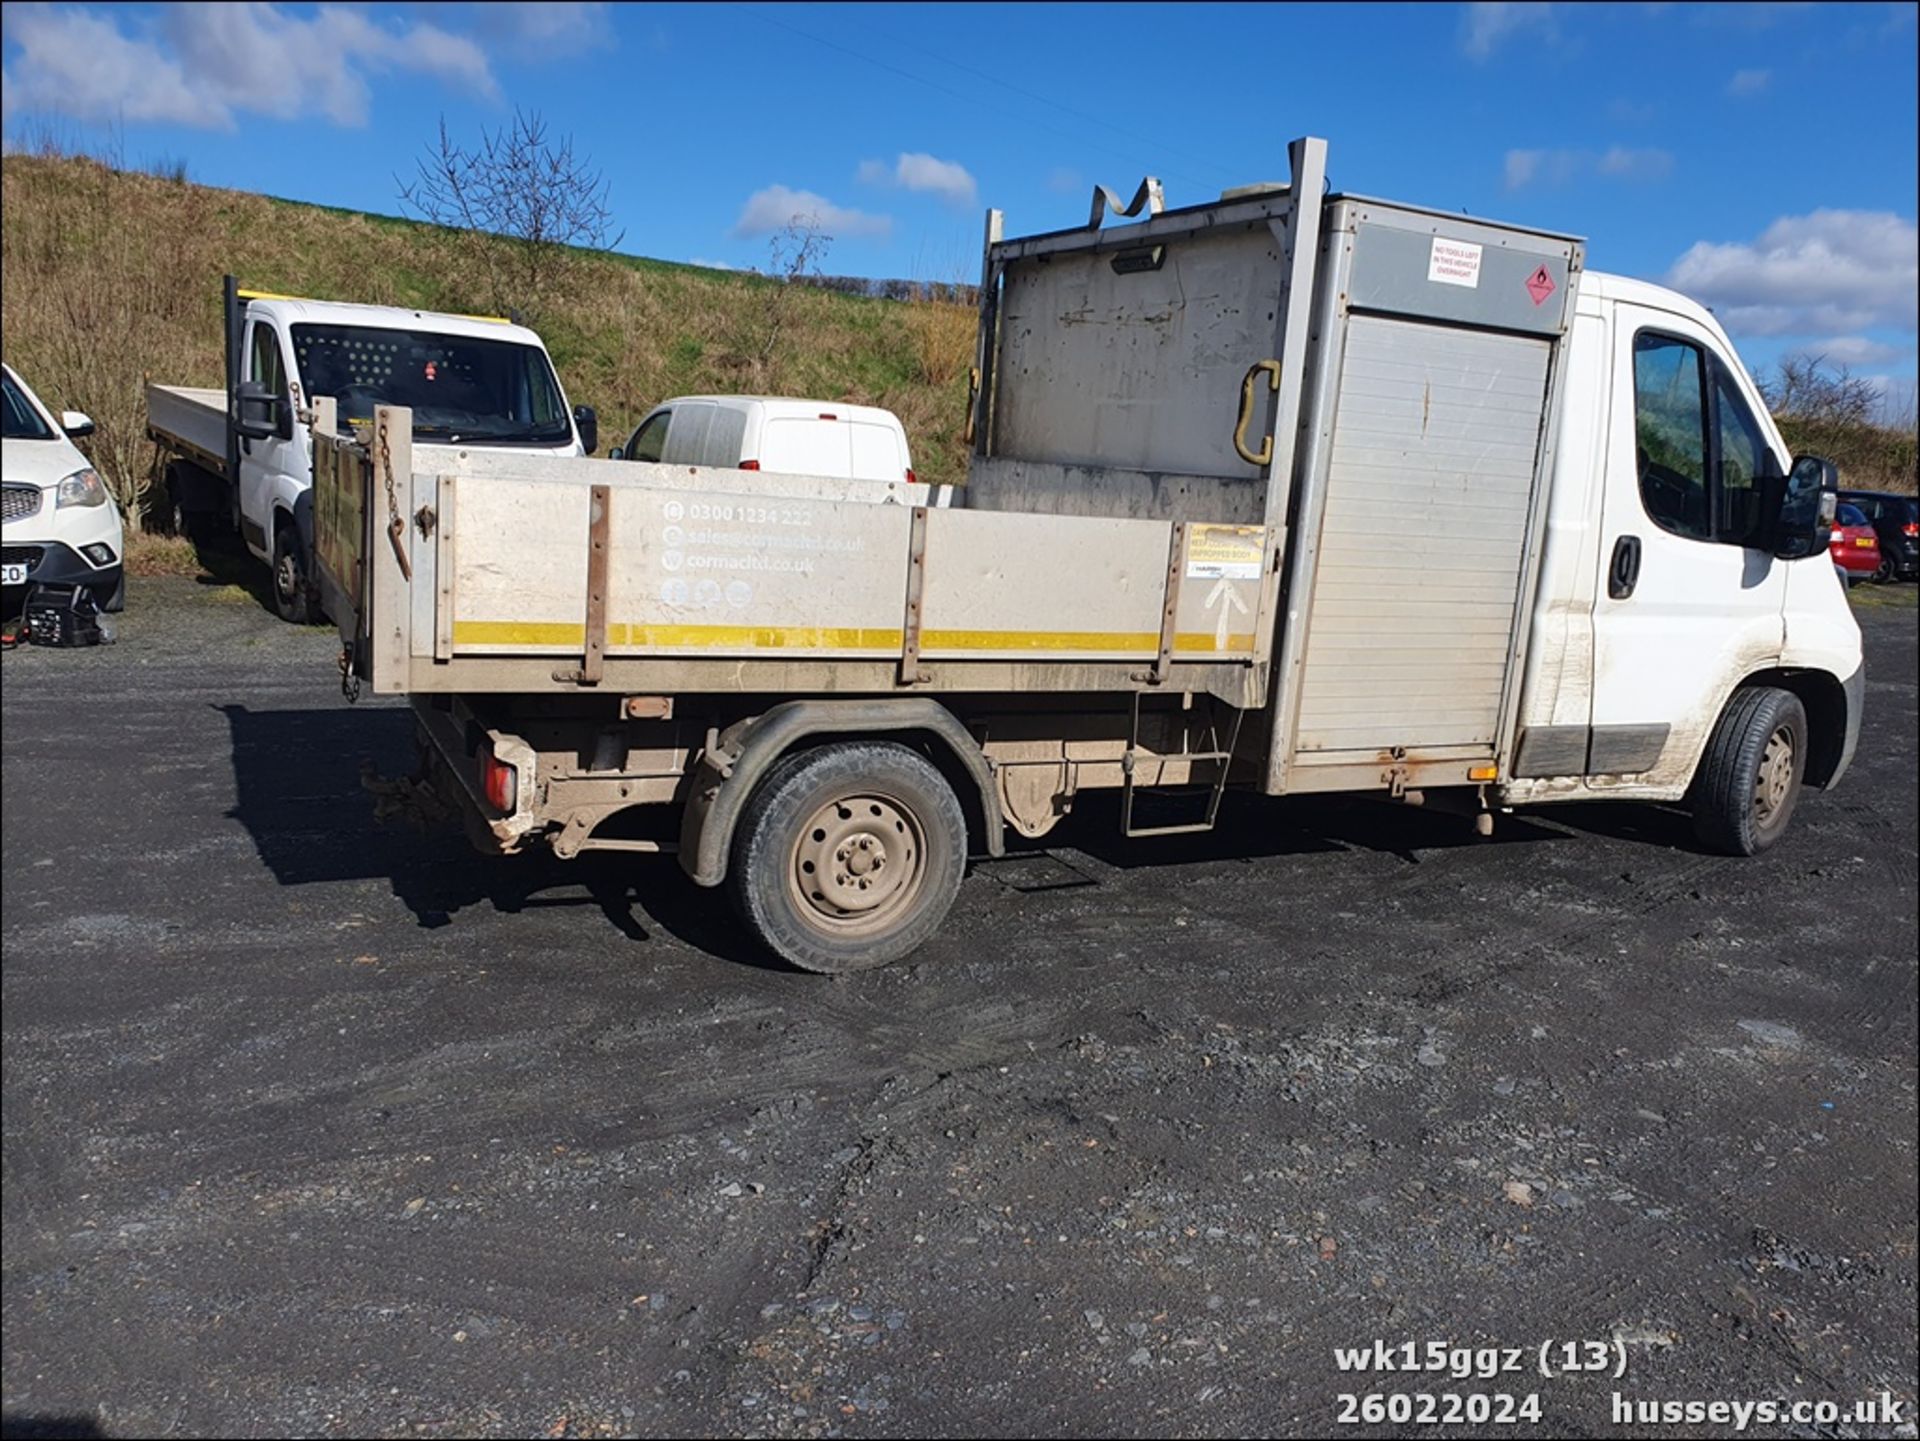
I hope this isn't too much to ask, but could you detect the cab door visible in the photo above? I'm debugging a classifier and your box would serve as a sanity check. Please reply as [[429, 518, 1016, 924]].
[[237, 318, 300, 560], [1587, 304, 1789, 790]]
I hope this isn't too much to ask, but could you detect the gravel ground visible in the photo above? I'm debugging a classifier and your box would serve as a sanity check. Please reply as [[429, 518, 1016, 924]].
[[3, 575, 1915, 1439]]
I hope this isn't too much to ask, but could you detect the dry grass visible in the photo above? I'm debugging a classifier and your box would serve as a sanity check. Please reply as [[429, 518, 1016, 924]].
[[122, 531, 201, 577], [1, 152, 984, 529]]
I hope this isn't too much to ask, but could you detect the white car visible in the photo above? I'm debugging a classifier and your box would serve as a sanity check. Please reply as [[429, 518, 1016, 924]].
[[3, 363, 125, 612]]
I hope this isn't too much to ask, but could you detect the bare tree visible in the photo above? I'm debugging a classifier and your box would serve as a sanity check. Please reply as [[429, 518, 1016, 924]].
[[1761, 352, 1879, 428], [397, 110, 623, 319], [1764, 351, 1919, 495], [754, 219, 831, 365]]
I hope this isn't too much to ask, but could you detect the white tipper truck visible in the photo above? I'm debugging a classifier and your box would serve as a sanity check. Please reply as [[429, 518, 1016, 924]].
[[148, 278, 595, 621], [307, 136, 1862, 973]]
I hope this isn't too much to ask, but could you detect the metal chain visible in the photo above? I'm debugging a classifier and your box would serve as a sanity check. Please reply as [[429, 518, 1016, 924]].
[[379, 414, 412, 581], [338, 646, 361, 704]]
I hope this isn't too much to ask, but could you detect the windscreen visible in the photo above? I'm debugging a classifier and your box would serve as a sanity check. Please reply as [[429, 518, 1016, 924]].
[[291, 323, 571, 446], [1836, 503, 1867, 526], [2, 371, 56, 441]]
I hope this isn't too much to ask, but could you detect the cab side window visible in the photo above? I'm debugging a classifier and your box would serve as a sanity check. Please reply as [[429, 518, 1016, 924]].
[[624, 411, 670, 462], [1632, 333, 1711, 540], [249, 324, 287, 396], [1714, 369, 1769, 543]]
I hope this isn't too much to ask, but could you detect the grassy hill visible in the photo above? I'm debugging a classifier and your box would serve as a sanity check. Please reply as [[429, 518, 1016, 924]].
[[0, 153, 976, 528], [2, 152, 1909, 539]]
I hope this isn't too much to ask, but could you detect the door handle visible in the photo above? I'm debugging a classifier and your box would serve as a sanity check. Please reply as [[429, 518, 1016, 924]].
[[1608, 534, 1642, 600]]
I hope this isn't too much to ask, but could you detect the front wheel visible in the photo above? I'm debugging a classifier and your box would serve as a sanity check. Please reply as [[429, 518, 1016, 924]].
[[1689, 687, 1807, 856], [728, 741, 967, 973], [271, 524, 312, 624]]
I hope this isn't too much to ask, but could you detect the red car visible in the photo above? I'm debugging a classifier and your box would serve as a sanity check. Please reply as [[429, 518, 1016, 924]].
[[1829, 501, 1882, 587]]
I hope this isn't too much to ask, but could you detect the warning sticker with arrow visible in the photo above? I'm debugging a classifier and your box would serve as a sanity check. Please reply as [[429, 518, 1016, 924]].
[[1186, 524, 1265, 580]]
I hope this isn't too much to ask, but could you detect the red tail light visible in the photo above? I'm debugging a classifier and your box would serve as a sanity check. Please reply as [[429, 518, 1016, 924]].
[[905, 467, 917, 484], [1905, 522, 1918, 537], [739, 459, 759, 470], [481, 747, 518, 813]]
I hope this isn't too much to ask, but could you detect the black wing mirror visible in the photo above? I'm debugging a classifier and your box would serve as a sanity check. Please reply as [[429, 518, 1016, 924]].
[[235, 380, 292, 442], [1770, 454, 1839, 560], [573, 405, 598, 456]]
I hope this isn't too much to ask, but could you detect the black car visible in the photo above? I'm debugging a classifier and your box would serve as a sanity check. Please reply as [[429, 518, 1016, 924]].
[[1838, 490, 1918, 582]]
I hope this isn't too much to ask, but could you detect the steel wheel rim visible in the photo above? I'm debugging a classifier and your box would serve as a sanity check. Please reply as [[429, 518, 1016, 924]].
[[790, 792, 925, 936], [276, 552, 300, 606], [1753, 725, 1795, 825]]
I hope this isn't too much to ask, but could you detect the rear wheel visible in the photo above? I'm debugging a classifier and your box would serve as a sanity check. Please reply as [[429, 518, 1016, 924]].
[[1690, 687, 1807, 856], [1874, 553, 1895, 583], [728, 741, 966, 973], [271, 522, 312, 624]]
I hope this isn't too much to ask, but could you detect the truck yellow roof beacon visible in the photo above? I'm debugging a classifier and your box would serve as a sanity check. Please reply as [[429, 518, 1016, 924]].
[[306, 136, 1862, 973]]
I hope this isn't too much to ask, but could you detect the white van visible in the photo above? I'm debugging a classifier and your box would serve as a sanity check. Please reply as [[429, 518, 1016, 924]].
[[613, 396, 916, 484]]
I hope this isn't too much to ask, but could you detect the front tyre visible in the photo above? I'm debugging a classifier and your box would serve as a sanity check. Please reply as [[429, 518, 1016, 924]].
[[728, 741, 966, 973], [271, 523, 312, 625], [1690, 687, 1807, 856]]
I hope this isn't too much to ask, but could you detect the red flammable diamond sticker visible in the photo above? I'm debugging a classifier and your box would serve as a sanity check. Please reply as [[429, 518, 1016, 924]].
[[1526, 265, 1556, 306]]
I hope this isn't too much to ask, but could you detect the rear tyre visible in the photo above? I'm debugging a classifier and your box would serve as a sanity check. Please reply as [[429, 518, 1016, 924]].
[[728, 741, 966, 973], [1689, 687, 1807, 857], [271, 522, 312, 625], [1873, 554, 1895, 584]]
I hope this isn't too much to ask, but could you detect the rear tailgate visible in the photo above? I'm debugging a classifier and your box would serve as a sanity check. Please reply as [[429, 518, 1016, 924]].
[[309, 398, 371, 659]]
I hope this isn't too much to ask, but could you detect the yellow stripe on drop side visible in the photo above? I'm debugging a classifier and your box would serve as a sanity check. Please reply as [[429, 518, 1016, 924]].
[[450, 621, 1257, 657], [453, 620, 586, 647], [920, 629, 1158, 653], [1173, 632, 1256, 653], [619, 623, 904, 650]]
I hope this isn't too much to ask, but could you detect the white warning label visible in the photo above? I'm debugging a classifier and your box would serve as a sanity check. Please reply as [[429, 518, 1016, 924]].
[[1186, 523, 1265, 580], [1428, 237, 1483, 289]]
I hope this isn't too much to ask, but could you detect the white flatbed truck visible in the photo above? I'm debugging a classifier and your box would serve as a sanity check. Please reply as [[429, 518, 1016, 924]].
[[310, 136, 1862, 973], [148, 279, 594, 622]]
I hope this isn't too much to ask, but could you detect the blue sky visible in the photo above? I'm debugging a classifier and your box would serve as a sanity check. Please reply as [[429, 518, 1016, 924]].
[[4, 1, 1917, 404]]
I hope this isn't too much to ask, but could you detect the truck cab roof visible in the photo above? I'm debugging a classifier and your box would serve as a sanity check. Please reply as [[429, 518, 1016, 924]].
[[241, 295, 550, 351]]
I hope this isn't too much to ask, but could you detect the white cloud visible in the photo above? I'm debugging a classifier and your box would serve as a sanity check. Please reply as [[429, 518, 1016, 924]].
[[1, 5, 226, 128], [1596, 145, 1673, 180], [1505, 145, 1671, 189], [1726, 67, 1771, 95], [732, 185, 891, 239], [855, 151, 977, 207], [466, 2, 611, 55], [687, 257, 742, 272], [1461, 2, 1556, 59], [0, 2, 497, 131], [1801, 336, 1914, 367], [1665, 211, 1919, 338]]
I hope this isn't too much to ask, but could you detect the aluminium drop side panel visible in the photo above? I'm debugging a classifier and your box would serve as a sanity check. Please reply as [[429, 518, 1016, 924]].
[[1265, 199, 1583, 789], [146, 386, 232, 473]]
